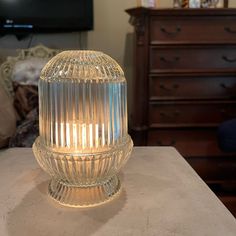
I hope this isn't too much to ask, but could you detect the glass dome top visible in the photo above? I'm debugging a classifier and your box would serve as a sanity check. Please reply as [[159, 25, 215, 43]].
[[40, 50, 125, 82]]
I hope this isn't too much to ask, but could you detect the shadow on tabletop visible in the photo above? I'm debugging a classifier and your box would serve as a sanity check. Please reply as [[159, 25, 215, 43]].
[[7, 175, 127, 236]]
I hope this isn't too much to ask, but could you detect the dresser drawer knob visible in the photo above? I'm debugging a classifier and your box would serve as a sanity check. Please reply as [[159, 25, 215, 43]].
[[156, 140, 176, 146], [160, 84, 179, 91], [160, 84, 169, 90], [222, 56, 236, 63], [160, 111, 180, 117], [224, 27, 236, 34], [160, 112, 167, 117], [160, 26, 181, 35], [174, 110, 180, 116], [160, 56, 180, 63]]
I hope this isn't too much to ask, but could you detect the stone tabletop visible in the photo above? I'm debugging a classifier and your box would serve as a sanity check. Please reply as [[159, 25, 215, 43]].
[[0, 147, 235, 236]]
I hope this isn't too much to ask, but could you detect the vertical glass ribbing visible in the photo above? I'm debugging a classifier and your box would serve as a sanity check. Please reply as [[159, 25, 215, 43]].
[[39, 79, 127, 152], [33, 50, 133, 207]]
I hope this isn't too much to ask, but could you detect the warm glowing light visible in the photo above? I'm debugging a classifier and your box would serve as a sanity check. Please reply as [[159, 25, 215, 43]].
[[53, 122, 107, 152]]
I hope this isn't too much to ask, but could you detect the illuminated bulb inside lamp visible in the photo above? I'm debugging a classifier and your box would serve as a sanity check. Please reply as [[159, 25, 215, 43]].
[[53, 122, 107, 151], [33, 50, 133, 207]]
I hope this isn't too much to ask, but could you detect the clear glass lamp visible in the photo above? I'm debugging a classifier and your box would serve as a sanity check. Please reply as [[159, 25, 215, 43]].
[[33, 51, 133, 207]]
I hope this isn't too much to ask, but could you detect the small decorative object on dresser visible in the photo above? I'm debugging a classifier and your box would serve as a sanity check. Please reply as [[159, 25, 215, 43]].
[[174, 0, 227, 8], [173, 0, 182, 8], [216, 0, 225, 7], [224, 0, 229, 7], [189, 0, 201, 8], [136, 0, 156, 8], [201, 0, 219, 8], [181, 0, 189, 8], [201, 0, 228, 8], [217, 0, 229, 8]]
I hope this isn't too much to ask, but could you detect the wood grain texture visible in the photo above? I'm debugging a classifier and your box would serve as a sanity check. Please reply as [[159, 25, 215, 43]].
[[127, 7, 236, 216]]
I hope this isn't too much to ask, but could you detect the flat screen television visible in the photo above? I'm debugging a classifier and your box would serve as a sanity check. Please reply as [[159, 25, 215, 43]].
[[0, 0, 93, 34]]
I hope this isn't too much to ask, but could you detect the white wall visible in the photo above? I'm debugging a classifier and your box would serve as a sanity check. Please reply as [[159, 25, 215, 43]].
[[87, 0, 177, 67], [88, 0, 236, 64], [87, 0, 136, 114], [87, 0, 236, 117]]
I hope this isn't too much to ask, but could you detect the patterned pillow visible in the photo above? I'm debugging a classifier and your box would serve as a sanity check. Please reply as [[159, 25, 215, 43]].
[[12, 57, 48, 85], [9, 83, 39, 147], [9, 108, 39, 148], [13, 82, 38, 121]]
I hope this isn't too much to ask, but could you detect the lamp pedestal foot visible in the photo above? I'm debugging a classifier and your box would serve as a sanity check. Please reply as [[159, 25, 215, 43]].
[[48, 175, 121, 207]]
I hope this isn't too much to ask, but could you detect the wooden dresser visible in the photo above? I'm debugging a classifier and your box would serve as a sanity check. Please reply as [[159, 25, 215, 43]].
[[126, 7, 236, 215]]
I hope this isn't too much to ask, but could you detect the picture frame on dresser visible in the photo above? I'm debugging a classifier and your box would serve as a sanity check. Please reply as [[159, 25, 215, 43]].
[[205, 0, 229, 8], [224, 0, 229, 7], [202, 0, 229, 8], [174, 0, 229, 8]]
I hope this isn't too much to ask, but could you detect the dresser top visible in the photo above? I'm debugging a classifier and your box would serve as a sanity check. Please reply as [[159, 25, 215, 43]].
[[126, 7, 236, 17]]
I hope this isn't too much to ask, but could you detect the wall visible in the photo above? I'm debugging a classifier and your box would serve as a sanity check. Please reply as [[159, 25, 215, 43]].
[[87, 0, 137, 115], [86, 0, 173, 115], [87, 0, 176, 67], [87, 0, 236, 117], [88, 0, 236, 65], [0, 32, 87, 59]]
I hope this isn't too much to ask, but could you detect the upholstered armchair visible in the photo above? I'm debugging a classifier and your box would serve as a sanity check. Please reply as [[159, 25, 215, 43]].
[[0, 44, 60, 98], [0, 44, 60, 147]]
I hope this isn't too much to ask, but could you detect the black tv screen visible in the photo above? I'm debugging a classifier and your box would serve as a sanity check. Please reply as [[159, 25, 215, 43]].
[[0, 0, 93, 33]]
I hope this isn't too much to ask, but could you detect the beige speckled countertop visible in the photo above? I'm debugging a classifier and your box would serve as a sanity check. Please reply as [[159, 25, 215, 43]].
[[0, 147, 235, 236]]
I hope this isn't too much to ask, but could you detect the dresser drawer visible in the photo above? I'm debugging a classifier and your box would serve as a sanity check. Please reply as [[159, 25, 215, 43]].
[[149, 75, 236, 100], [150, 17, 236, 44], [150, 46, 236, 72], [187, 156, 236, 182], [128, 8, 236, 215], [147, 128, 224, 157], [149, 101, 236, 126]]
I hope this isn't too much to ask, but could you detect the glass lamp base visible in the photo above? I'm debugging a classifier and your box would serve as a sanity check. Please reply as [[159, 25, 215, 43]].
[[48, 175, 121, 207]]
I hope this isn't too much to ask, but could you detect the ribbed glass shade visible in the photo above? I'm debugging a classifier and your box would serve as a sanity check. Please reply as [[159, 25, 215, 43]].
[[33, 51, 133, 207], [39, 51, 127, 152]]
